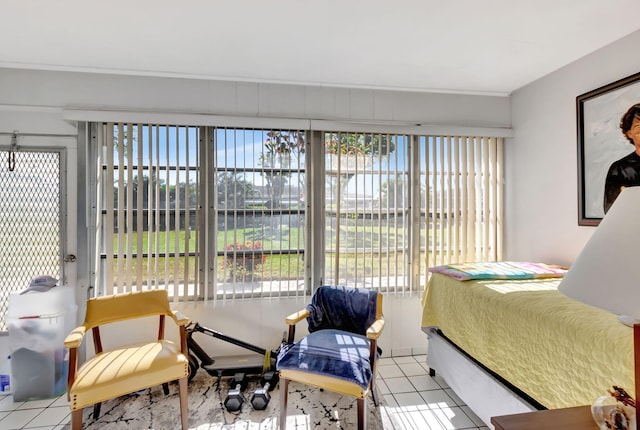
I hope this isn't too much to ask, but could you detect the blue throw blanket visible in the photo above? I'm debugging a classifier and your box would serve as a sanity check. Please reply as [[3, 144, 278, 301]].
[[305, 285, 378, 335], [276, 286, 381, 390]]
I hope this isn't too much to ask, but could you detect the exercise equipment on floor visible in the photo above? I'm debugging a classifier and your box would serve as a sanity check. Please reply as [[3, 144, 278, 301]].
[[185, 322, 282, 412], [250, 370, 279, 410], [186, 322, 282, 380], [224, 372, 249, 412]]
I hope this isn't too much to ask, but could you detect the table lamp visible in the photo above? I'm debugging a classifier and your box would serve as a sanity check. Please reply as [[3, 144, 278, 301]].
[[559, 186, 640, 430]]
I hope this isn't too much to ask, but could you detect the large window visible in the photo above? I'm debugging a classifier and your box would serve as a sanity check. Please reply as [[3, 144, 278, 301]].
[[420, 135, 503, 270], [92, 123, 502, 300], [323, 132, 411, 292], [212, 129, 307, 299], [323, 133, 503, 293], [94, 124, 201, 299], [94, 124, 308, 300]]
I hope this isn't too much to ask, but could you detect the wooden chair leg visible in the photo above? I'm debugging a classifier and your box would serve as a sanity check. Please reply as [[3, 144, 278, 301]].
[[280, 378, 289, 430], [93, 402, 102, 419], [357, 398, 366, 430], [178, 377, 188, 430], [71, 409, 83, 430], [370, 377, 379, 407]]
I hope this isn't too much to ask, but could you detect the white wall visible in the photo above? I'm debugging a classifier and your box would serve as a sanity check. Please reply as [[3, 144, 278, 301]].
[[506, 29, 640, 265], [0, 67, 511, 358]]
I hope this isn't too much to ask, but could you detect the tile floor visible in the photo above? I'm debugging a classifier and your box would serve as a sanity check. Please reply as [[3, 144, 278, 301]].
[[0, 355, 490, 430]]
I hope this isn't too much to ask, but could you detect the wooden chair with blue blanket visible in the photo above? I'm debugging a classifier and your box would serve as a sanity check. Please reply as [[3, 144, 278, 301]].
[[276, 285, 385, 430]]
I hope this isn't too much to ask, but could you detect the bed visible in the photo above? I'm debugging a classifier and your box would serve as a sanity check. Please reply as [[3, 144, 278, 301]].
[[421, 263, 634, 428]]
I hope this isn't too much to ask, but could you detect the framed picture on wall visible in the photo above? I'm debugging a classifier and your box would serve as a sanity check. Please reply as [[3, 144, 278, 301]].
[[577, 71, 640, 226]]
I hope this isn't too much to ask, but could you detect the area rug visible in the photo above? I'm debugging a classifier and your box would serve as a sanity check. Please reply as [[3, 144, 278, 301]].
[[65, 371, 393, 429]]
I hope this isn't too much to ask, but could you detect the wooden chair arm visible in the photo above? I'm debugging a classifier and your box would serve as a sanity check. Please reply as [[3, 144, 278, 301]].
[[170, 310, 190, 326], [285, 309, 309, 326], [284, 309, 309, 344], [64, 325, 88, 349], [366, 318, 385, 340]]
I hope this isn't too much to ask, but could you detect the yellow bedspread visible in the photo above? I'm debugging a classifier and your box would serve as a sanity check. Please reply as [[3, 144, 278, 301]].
[[421, 273, 634, 409]]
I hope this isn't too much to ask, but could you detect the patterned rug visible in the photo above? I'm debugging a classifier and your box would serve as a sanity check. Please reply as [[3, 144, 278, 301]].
[[64, 371, 394, 429]]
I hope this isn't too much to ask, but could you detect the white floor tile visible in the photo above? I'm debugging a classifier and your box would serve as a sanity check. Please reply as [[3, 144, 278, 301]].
[[21, 427, 55, 430], [382, 394, 398, 408], [378, 357, 395, 366], [388, 405, 447, 430], [393, 391, 429, 407], [419, 389, 458, 409], [432, 406, 477, 429], [383, 376, 415, 394], [377, 378, 391, 395], [48, 396, 69, 408], [392, 356, 417, 364], [378, 364, 404, 378], [16, 398, 56, 410], [399, 362, 427, 377], [0, 395, 22, 412], [409, 375, 442, 392], [444, 388, 465, 407], [23, 407, 69, 428], [461, 405, 487, 427], [0, 408, 42, 429], [432, 374, 450, 389]]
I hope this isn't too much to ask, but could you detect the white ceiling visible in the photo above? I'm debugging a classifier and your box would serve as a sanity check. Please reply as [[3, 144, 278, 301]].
[[2, 0, 640, 96]]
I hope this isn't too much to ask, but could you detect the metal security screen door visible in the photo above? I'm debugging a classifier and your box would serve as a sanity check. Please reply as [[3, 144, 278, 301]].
[[0, 150, 63, 331]]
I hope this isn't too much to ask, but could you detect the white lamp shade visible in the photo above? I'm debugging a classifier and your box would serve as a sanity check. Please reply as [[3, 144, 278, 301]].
[[559, 186, 640, 319]]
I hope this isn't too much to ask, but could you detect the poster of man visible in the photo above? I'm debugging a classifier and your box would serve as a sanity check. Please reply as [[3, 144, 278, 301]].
[[578, 72, 640, 225], [603, 103, 640, 213]]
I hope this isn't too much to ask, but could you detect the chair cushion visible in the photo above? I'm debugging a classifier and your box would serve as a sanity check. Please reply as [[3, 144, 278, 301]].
[[70, 340, 188, 410], [276, 329, 372, 390], [306, 286, 378, 335]]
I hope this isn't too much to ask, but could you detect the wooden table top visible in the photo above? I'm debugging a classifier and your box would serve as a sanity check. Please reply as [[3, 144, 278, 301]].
[[490, 406, 599, 430]]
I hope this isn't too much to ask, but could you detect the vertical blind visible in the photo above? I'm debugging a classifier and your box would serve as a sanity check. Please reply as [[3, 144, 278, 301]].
[[212, 128, 307, 300], [93, 122, 502, 300], [323, 133, 503, 294], [323, 132, 411, 293], [95, 123, 200, 299], [422, 135, 503, 271]]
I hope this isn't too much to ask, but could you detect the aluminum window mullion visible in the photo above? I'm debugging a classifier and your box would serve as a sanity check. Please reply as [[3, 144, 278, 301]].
[[496, 138, 504, 261], [173, 127, 181, 300], [154, 126, 161, 290], [125, 123, 134, 291], [412, 135, 423, 292], [183, 128, 191, 301], [482, 137, 491, 261], [115, 124, 125, 294], [136, 125, 144, 290], [453, 136, 461, 263], [392, 134, 400, 294], [460, 137, 469, 262], [162, 127, 169, 292], [93, 126, 104, 298], [446, 136, 453, 264]]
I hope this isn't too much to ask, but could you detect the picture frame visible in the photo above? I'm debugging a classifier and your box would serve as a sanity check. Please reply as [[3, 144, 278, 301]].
[[577, 71, 640, 226]]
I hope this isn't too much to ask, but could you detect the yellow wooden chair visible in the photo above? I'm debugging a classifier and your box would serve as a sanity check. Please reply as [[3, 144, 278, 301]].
[[276, 285, 384, 430], [64, 289, 190, 430]]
